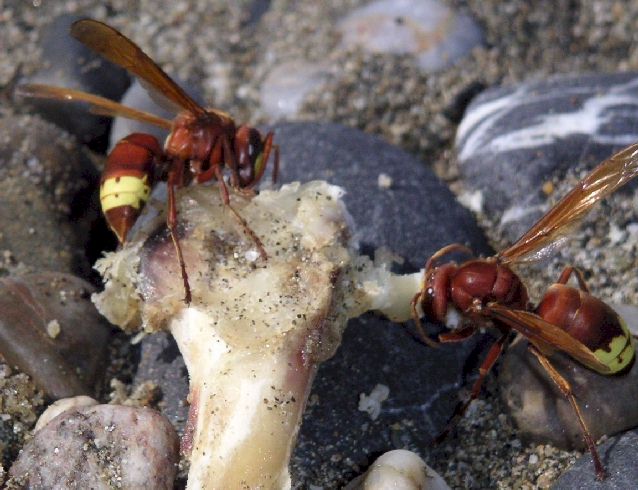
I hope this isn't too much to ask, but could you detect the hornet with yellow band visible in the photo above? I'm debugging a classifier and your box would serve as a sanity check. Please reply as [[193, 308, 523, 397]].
[[17, 19, 280, 304], [411, 141, 638, 481]]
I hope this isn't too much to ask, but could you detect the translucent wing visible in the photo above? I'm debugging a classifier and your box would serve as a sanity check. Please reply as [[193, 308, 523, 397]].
[[70, 19, 206, 117], [16, 84, 173, 130], [499, 142, 638, 264], [484, 304, 611, 374]]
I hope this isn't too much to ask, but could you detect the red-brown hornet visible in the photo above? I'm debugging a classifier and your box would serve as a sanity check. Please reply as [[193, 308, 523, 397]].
[[411, 142, 638, 480], [18, 19, 279, 304]]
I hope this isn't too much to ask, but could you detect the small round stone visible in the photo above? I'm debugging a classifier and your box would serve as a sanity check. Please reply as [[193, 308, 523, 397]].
[[0, 273, 111, 400], [7, 404, 179, 490], [347, 449, 451, 489], [34, 395, 98, 432], [499, 336, 638, 450], [337, 0, 484, 72], [259, 59, 330, 120]]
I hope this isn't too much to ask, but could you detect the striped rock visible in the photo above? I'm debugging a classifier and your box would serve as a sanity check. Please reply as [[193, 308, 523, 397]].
[[456, 72, 638, 241]]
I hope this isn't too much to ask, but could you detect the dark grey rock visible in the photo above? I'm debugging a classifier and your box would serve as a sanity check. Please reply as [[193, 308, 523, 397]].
[[274, 122, 493, 486], [456, 72, 638, 241], [291, 314, 496, 487], [0, 114, 100, 277], [0, 273, 111, 400], [272, 122, 491, 269], [133, 332, 190, 432], [552, 429, 638, 489], [7, 404, 179, 489], [499, 336, 638, 450], [18, 15, 130, 145]]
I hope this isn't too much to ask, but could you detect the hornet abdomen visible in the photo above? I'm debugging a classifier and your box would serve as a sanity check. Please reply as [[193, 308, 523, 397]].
[[100, 133, 162, 243], [537, 284, 635, 373]]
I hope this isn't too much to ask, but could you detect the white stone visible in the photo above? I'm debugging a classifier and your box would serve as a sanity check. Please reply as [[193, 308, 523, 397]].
[[338, 0, 483, 72]]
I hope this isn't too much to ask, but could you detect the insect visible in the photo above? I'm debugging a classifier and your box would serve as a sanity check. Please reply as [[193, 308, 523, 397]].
[[411, 142, 638, 480], [17, 19, 279, 304]]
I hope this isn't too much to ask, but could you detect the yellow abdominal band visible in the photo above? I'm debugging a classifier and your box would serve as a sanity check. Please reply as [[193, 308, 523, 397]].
[[594, 320, 635, 373], [100, 175, 151, 211]]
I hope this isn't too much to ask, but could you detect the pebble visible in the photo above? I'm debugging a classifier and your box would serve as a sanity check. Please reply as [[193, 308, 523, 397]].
[[455, 72, 638, 240], [34, 395, 98, 432], [259, 59, 331, 120], [0, 114, 100, 277], [552, 428, 638, 489], [499, 335, 638, 450], [345, 449, 451, 490], [6, 404, 179, 489], [18, 14, 130, 146], [337, 0, 484, 72], [0, 273, 111, 400]]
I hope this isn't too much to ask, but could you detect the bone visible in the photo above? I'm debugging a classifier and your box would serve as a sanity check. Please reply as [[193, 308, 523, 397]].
[[93, 181, 422, 489]]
